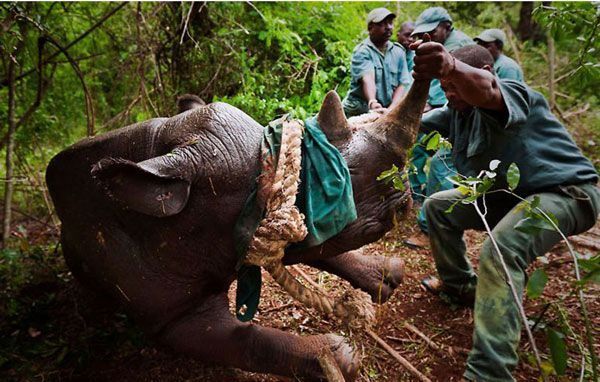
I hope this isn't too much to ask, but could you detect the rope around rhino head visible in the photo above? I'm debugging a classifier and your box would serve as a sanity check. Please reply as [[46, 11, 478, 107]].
[[243, 119, 375, 327]]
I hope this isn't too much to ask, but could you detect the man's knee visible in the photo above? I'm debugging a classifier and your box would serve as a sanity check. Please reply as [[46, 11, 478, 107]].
[[423, 190, 457, 219], [479, 237, 528, 287], [423, 193, 442, 223]]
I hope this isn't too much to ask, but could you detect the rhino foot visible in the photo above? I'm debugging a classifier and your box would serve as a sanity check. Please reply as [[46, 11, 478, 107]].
[[367, 256, 404, 303], [309, 249, 405, 304]]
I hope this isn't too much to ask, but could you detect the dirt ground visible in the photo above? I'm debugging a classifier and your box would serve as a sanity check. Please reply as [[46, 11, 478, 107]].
[[0, 207, 598, 382]]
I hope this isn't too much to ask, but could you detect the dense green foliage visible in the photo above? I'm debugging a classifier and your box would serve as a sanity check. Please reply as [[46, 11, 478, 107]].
[[1, 3, 599, 194], [1, 3, 598, 138]]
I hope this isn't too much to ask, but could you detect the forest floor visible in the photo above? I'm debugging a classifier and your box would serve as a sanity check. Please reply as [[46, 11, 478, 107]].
[[0, 206, 598, 382]]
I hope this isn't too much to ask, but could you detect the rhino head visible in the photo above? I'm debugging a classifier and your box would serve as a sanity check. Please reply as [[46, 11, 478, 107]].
[[285, 79, 431, 261]]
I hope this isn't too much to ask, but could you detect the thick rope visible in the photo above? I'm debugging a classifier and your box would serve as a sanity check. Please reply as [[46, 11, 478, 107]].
[[244, 120, 374, 325]]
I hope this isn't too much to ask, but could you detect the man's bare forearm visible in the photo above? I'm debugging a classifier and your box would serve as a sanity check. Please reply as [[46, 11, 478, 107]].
[[410, 37, 505, 112], [361, 72, 380, 108]]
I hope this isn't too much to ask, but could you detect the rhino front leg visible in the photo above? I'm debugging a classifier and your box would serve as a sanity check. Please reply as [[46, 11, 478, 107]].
[[306, 248, 405, 303], [159, 293, 359, 381]]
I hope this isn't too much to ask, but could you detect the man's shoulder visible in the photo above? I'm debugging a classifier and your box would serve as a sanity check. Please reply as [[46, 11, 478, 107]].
[[393, 42, 407, 51], [352, 38, 373, 53], [498, 54, 521, 69], [445, 29, 474, 51], [388, 42, 407, 59], [498, 78, 529, 96]]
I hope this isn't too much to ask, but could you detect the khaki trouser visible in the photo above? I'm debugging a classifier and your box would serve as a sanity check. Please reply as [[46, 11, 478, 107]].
[[423, 182, 600, 382]]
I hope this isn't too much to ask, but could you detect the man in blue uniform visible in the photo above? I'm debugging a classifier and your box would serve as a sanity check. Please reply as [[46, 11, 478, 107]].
[[342, 8, 411, 117], [405, 7, 474, 248], [412, 41, 599, 381], [475, 28, 524, 82], [396, 21, 415, 73]]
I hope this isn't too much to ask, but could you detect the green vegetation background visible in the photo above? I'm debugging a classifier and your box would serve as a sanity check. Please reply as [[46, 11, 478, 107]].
[[1, 3, 599, 218], [0, 1, 599, 378]]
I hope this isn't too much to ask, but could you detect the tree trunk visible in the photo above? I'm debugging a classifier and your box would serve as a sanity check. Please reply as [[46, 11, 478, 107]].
[[2, 56, 16, 247], [517, 2, 544, 42]]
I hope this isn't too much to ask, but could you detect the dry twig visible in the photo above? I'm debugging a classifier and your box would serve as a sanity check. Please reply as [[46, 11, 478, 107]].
[[365, 328, 432, 382]]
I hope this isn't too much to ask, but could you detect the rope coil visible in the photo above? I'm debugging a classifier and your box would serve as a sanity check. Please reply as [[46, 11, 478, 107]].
[[244, 120, 374, 326]]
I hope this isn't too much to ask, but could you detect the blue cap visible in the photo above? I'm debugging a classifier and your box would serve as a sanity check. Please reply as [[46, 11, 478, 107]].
[[366, 7, 396, 26], [474, 29, 507, 45], [411, 7, 452, 36]]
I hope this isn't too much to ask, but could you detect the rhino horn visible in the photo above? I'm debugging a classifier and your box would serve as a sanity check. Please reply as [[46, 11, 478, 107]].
[[367, 79, 431, 157], [317, 90, 351, 144]]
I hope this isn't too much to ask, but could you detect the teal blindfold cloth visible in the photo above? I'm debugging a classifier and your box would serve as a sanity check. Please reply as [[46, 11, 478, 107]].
[[234, 115, 357, 321]]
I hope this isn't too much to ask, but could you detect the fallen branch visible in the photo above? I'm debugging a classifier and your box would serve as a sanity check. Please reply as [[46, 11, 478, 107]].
[[404, 323, 442, 353], [403, 322, 470, 358], [563, 103, 590, 119], [386, 335, 412, 343], [365, 328, 432, 382], [261, 301, 295, 314]]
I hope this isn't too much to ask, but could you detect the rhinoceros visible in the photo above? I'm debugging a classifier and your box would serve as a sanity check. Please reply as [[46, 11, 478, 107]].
[[46, 79, 429, 380]]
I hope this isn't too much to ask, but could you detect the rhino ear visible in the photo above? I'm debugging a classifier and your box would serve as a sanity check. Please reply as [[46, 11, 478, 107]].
[[317, 90, 351, 144], [91, 157, 190, 217]]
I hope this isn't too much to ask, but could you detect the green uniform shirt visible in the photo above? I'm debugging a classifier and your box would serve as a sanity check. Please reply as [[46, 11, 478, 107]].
[[429, 29, 474, 107], [420, 80, 598, 195], [343, 38, 411, 116], [397, 44, 415, 73], [494, 54, 524, 82]]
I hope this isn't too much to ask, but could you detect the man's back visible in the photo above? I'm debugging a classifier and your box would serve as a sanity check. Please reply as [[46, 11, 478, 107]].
[[421, 80, 598, 193], [494, 54, 524, 82]]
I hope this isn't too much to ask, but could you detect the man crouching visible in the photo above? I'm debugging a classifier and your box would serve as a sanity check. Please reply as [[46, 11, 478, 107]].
[[410, 39, 599, 381]]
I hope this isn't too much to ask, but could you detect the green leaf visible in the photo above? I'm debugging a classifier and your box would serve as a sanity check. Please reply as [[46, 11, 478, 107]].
[[448, 175, 466, 187], [444, 200, 460, 214], [392, 177, 405, 191], [579, 255, 600, 285], [461, 194, 479, 204], [515, 217, 555, 234], [507, 162, 520, 191], [476, 178, 494, 194], [579, 255, 600, 271], [542, 211, 559, 228], [530, 196, 541, 210], [546, 328, 568, 375], [426, 132, 441, 151], [377, 165, 398, 181], [526, 268, 548, 299], [579, 268, 600, 285]]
